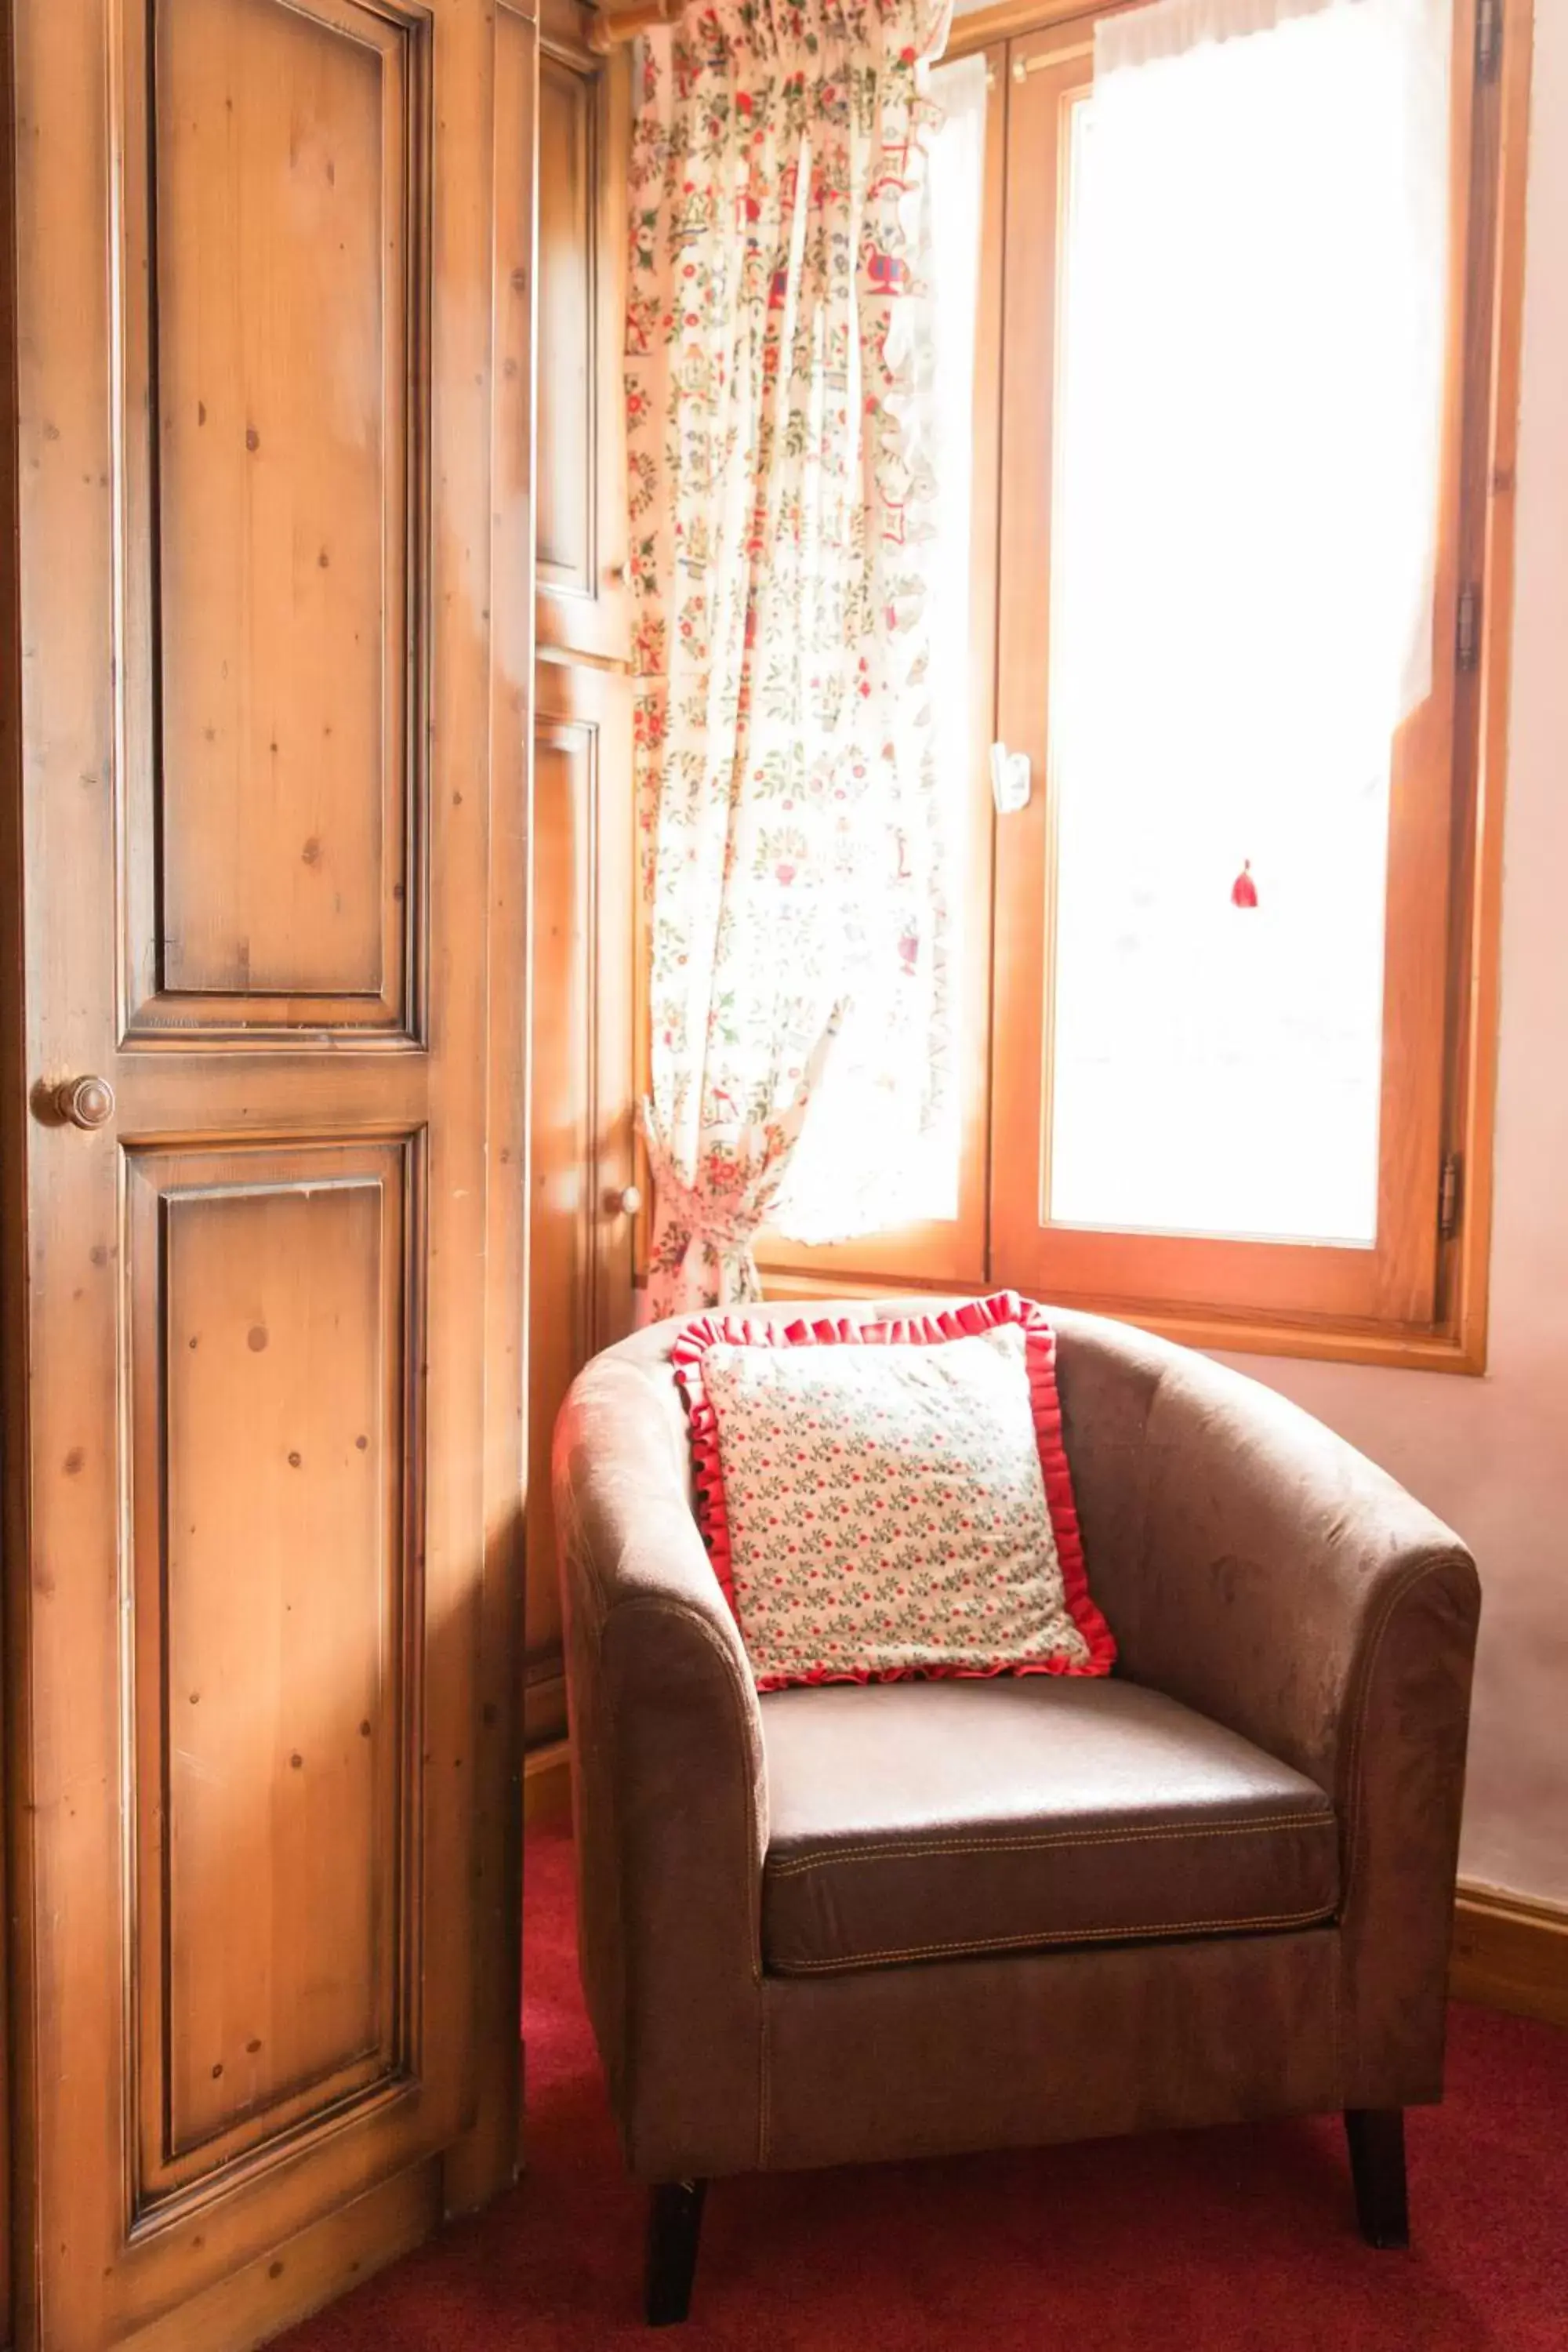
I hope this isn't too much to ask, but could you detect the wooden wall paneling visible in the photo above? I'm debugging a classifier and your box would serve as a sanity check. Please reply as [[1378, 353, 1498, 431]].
[[535, 0, 630, 663], [443, 0, 539, 2217], [527, 655, 636, 1749], [527, 0, 634, 1759], [2, 0, 532, 2342]]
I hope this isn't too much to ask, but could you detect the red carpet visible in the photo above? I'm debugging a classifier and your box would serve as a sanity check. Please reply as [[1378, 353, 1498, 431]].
[[281, 1824, 1568, 2350]]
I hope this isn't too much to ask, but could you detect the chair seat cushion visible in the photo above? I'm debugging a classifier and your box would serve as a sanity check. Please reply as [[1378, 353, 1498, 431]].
[[759, 1677, 1339, 1974]]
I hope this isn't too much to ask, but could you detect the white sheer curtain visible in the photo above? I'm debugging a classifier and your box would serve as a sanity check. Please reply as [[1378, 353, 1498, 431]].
[[1047, 0, 1453, 1244]]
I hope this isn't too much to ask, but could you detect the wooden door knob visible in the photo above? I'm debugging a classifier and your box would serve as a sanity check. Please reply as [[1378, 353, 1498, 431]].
[[55, 1074, 116, 1130], [615, 1183, 643, 1217]]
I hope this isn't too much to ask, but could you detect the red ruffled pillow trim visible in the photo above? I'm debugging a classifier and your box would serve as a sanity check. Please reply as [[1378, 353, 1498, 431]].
[[670, 1290, 1116, 1690]]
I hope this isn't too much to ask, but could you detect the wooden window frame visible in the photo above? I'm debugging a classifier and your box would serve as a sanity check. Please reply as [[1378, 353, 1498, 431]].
[[753, 0, 1530, 1376]]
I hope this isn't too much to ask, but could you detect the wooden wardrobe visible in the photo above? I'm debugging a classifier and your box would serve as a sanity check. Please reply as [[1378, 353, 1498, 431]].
[[0, 0, 543, 2343]]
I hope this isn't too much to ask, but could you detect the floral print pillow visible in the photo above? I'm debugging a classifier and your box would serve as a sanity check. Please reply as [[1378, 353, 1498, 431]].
[[670, 1294, 1116, 1690]]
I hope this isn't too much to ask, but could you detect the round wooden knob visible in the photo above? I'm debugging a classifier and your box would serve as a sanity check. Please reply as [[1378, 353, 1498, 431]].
[[56, 1075, 115, 1130]]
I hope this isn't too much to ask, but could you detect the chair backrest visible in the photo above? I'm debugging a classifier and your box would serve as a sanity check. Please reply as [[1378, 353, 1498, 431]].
[[579, 1298, 1468, 1780], [589, 1292, 1173, 1551]]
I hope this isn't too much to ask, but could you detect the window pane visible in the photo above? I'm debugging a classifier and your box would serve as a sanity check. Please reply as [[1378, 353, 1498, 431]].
[[1045, 0, 1452, 1246]]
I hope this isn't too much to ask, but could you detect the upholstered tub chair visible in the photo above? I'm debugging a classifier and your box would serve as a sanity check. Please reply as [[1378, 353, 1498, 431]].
[[552, 1303, 1481, 2326]]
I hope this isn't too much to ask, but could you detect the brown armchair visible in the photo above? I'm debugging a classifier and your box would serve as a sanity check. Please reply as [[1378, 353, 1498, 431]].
[[553, 1304, 1480, 2325]]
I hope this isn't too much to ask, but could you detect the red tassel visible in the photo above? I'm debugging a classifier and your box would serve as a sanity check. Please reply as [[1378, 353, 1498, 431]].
[[1231, 859, 1258, 909]]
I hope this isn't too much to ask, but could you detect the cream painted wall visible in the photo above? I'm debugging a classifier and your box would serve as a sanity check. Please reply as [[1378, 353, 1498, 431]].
[[1220, 0, 1568, 1910]]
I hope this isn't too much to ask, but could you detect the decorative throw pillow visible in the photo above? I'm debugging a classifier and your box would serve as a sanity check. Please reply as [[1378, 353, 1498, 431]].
[[671, 1291, 1116, 1690]]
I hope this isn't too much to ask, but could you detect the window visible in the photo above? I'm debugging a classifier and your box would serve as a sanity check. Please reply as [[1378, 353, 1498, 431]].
[[760, 0, 1524, 1370]]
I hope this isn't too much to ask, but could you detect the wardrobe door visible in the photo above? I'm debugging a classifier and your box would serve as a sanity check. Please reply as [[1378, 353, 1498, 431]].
[[0, 2, 532, 2344], [527, 0, 636, 1766]]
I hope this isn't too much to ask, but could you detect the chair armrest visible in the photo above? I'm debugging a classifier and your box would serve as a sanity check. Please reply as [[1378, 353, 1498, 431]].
[[554, 1355, 767, 2178], [1070, 1329, 1480, 2105]]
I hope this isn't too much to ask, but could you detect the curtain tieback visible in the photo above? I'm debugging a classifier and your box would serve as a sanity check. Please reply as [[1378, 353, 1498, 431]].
[[637, 1007, 846, 1319], [637, 1137, 774, 1254]]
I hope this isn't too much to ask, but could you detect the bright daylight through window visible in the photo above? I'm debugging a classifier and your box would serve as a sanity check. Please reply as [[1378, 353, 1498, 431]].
[[766, 0, 1510, 1368], [1046, 0, 1451, 1247]]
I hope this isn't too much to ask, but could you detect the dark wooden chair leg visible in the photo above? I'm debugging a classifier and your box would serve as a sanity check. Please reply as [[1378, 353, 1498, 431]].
[[1345, 2108, 1409, 2249], [645, 2179, 707, 2325]]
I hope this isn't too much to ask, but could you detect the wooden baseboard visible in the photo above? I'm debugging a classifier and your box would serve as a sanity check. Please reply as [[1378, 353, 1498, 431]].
[[524, 1737, 572, 1831], [1450, 1882, 1568, 2031], [523, 1668, 567, 1749], [118, 2161, 441, 2352]]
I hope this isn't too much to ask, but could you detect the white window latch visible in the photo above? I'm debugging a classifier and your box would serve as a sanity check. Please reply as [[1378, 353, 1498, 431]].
[[989, 742, 1032, 815]]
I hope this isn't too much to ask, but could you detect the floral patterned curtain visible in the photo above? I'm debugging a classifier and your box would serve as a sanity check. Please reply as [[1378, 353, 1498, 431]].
[[628, 0, 955, 1319]]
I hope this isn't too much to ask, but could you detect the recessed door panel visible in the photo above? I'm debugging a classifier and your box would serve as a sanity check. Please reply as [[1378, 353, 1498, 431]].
[[127, 1141, 419, 2205], [118, 0, 424, 1035], [535, 10, 629, 662], [537, 54, 593, 594]]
